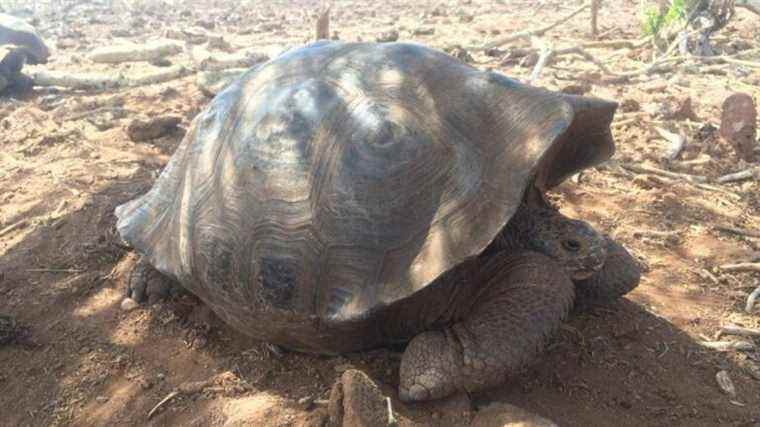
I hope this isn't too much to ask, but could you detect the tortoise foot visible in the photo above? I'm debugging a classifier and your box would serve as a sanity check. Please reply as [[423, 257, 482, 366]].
[[127, 257, 185, 304]]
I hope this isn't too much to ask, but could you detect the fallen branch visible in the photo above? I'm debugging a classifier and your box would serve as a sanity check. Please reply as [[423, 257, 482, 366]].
[[620, 162, 707, 183], [89, 40, 183, 63], [617, 161, 741, 196], [0, 219, 28, 238], [716, 167, 760, 183], [573, 37, 651, 50], [528, 41, 554, 82], [700, 340, 755, 351], [653, 126, 686, 161], [147, 391, 179, 420], [147, 379, 213, 420], [30, 65, 189, 90], [481, 3, 590, 50], [715, 225, 760, 239], [720, 263, 760, 273], [719, 324, 760, 338]]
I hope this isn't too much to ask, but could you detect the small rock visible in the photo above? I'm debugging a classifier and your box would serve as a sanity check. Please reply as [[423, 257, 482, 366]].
[[518, 52, 539, 68], [471, 403, 557, 427], [95, 396, 109, 403], [484, 47, 505, 57], [459, 14, 474, 23], [560, 83, 592, 95], [149, 57, 173, 67], [620, 98, 641, 113], [447, 45, 473, 63], [664, 96, 699, 121], [127, 115, 182, 142], [120, 298, 139, 312], [297, 395, 314, 410], [138, 378, 153, 390], [716, 370, 736, 397], [412, 27, 435, 36], [376, 30, 399, 43], [328, 369, 404, 427]]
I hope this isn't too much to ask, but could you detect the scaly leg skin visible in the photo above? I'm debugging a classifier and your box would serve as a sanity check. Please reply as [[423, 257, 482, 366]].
[[128, 256, 185, 304], [398, 251, 575, 402], [573, 238, 640, 308]]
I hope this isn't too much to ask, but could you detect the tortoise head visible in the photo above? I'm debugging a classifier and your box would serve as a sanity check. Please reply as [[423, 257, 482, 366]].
[[499, 198, 607, 281]]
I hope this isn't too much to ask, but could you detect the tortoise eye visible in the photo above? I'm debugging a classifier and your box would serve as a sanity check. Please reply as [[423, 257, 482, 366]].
[[562, 239, 582, 253]]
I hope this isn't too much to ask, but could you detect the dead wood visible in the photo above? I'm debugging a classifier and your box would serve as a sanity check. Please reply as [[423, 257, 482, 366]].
[[714, 225, 760, 239], [620, 162, 707, 183], [700, 340, 755, 351], [30, 65, 189, 90], [719, 324, 760, 338], [88, 40, 183, 64], [316, 5, 331, 41], [481, 3, 590, 50], [720, 263, 760, 273], [716, 167, 760, 183], [653, 126, 686, 161], [590, 0, 600, 37]]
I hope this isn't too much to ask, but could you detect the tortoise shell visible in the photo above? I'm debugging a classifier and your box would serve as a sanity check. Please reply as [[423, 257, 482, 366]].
[[115, 42, 616, 350], [0, 13, 49, 64]]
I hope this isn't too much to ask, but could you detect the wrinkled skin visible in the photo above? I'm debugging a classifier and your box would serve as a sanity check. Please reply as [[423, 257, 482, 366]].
[[399, 195, 640, 401]]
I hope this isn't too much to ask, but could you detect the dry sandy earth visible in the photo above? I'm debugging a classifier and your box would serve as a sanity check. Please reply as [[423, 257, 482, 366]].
[[1, 0, 759, 425]]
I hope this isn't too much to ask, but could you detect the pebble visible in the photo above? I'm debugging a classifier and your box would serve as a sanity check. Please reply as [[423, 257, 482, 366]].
[[120, 298, 139, 312]]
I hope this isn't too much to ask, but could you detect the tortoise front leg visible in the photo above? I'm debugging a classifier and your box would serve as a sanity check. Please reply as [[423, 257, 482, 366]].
[[128, 256, 185, 304], [398, 251, 575, 402]]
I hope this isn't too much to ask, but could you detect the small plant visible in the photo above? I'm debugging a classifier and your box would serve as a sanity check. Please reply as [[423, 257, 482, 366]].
[[641, 0, 689, 36]]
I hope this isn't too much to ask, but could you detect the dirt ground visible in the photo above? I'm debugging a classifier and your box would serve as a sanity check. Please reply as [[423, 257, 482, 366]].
[[1, 0, 759, 425]]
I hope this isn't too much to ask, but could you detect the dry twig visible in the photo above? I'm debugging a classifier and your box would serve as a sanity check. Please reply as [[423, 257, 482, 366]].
[[653, 127, 686, 161], [719, 324, 760, 338], [481, 3, 590, 50], [716, 167, 760, 183], [88, 40, 182, 63], [720, 263, 760, 273], [715, 225, 760, 239], [700, 340, 755, 351]]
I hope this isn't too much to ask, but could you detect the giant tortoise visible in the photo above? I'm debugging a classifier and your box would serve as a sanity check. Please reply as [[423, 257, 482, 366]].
[[116, 41, 640, 402], [0, 13, 49, 95]]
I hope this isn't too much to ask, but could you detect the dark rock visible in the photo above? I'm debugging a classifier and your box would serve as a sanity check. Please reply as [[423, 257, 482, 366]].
[[720, 93, 757, 162], [376, 30, 399, 43], [328, 369, 404, 427], [127, 115, 182, 142], [412, 27, 435, 36]]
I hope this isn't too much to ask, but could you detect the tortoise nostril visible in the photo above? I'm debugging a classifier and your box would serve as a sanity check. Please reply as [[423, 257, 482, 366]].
[[562, 239, 582, 252]]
